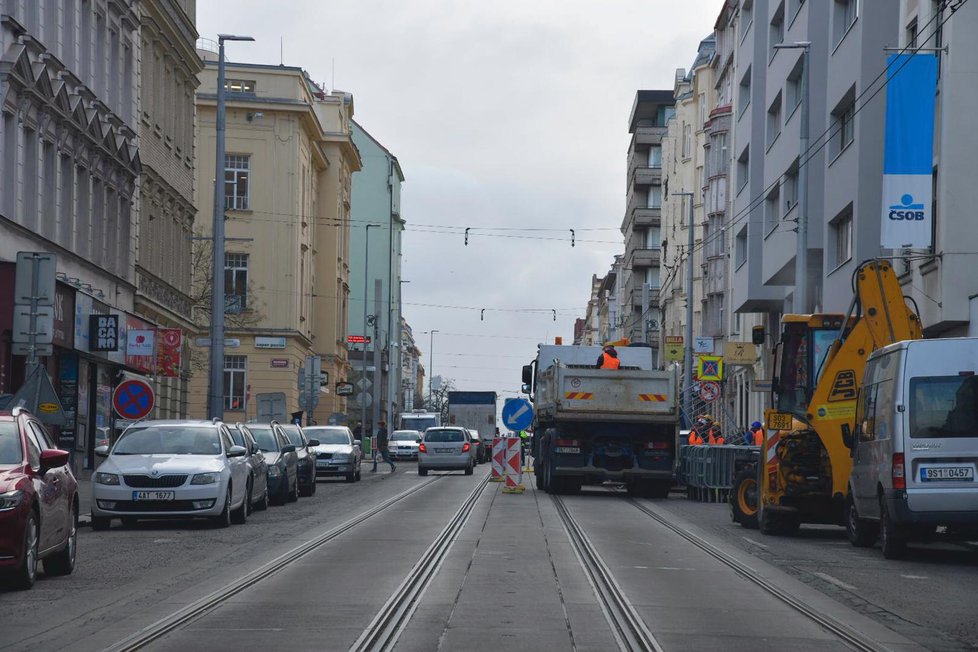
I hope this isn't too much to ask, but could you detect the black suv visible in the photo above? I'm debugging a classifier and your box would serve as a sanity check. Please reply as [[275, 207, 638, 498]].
[[276, 423, 319, 497]]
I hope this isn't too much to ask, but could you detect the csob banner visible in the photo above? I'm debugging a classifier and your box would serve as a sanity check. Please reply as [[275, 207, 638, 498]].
[[880, 54, 938, 249]]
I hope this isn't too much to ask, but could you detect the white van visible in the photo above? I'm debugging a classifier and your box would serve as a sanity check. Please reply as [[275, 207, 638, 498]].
[[845, 338, 978, 558]]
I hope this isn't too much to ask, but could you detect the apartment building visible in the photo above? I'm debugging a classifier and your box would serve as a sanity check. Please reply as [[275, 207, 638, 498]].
[[399, 316, 421, 412], [897, 0, 978, 337], [347, 122, 405, 433], [193, 55, 360, 423], [620, 90, 674, 357]]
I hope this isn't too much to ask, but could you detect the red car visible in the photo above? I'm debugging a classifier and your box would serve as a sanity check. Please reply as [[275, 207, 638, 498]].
[[0, 408, 78, 589]]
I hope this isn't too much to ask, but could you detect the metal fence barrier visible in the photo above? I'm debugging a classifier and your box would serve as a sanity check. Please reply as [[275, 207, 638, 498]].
[[679, 444, 759, 503]]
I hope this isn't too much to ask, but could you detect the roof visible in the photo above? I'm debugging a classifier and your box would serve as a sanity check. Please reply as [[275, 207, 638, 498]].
[[352, 120, 405, 182], [628, 90, 675, 133]]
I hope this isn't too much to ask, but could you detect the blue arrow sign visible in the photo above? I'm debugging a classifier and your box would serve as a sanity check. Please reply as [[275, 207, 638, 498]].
[[502, 398, 533, 431]]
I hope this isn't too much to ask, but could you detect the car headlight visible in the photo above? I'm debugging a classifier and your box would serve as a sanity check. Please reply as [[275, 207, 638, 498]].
[[190, 473, 220, 485], [267, 465, 281, 477], [0, 490, 25, 511], [95, 472, 120, 485]]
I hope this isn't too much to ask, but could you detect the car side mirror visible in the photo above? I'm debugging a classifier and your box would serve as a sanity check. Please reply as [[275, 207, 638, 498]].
[[227, 445, 247, 458], [39, 448, 70, 472], [94, 445, 110, 457], [354, 439, 362, 447], [307, 439, 320, 447], [521, 364, 533, 385], [521, 383, 531, 395], [281, 444, 296, 454]]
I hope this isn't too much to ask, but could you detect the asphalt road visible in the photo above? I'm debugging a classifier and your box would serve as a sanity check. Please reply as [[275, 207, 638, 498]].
[[1, 467, 975, 651]]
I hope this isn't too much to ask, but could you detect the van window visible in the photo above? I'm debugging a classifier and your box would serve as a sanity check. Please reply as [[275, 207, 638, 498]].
[[909, 375, 978, 438]]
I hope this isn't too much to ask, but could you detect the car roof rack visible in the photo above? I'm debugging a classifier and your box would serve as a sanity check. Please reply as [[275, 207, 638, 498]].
[[11, 406, 25, 417]]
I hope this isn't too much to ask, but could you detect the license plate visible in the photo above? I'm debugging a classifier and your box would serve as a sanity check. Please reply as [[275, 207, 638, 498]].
[[920, 467, 974, 481], [132, 491, 175, 501], [554, 446, 580, 454], [316, 460, 329, 468], [435, 447, 455, 454]]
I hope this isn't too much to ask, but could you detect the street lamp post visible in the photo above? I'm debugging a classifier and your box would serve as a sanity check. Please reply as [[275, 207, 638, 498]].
[[361, 224, 380, 435], [427, 329, 439, 407], [208, 34, 254, 420], [774, 41, 811, 313]]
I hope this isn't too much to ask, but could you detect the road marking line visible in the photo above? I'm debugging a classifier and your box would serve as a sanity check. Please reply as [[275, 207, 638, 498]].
[[813, 572, 857, 591], [742, 537, 770, 550], [900, 574, 928, 580]]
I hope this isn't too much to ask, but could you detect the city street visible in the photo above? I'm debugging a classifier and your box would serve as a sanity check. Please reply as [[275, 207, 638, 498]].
[[2, 466, 975, 651]]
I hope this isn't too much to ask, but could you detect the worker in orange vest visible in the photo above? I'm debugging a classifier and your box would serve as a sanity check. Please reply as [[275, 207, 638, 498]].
[[688, 429, 704, 445], [595, 344, 621, 369], [688, 415, 710, 445], [707, 423, 725, 445], [749, 421, 764, 446]]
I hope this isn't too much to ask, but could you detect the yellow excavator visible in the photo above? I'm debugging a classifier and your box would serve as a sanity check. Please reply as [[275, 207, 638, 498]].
[[730, 260, 923, 534]]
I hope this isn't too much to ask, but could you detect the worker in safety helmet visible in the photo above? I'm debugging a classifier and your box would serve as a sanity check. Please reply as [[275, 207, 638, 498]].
[[749, 421, 764, 446], [707, 421, 725, 445], [688, 415, 710, 445], [595, 344, 621, 369]]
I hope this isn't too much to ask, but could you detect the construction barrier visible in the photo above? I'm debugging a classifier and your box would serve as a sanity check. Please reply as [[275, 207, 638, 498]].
[[679, 444, 759, 503], [490, 436, 506, 482], [502, 436, 525, 493]]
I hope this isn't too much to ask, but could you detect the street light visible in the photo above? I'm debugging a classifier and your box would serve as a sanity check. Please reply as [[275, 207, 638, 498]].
[[774, 41, 811, 313], [208, 33, 254, 420], [361, 224, 380, 435], [427, 329, 439, 406]]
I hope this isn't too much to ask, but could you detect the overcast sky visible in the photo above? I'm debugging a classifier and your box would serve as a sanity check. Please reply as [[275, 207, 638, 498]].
[[198, 0, 720, 403]]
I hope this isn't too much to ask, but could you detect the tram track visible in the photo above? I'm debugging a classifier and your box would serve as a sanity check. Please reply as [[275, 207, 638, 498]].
[[102, 477, 445, 652], [348, 473, 491, 652]]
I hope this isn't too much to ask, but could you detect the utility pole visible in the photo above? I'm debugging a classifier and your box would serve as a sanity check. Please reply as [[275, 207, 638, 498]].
[[674, 191, 695, 422], [775, 41, 811, 313], [207, 34, 253, 420]]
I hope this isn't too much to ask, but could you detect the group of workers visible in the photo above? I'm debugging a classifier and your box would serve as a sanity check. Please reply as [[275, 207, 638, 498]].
[[687, 416, 764, 447]]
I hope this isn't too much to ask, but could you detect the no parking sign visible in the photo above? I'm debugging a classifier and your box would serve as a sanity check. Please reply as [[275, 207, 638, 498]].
[[113, 378, 155, 420]]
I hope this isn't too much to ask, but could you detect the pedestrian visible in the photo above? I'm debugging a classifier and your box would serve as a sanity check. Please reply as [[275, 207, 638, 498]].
[[371, 420, 396, 473], [595, 344, 621, 369], [749, 421, 764, 446]]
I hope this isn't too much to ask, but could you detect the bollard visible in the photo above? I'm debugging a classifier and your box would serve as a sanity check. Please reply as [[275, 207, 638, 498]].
[[502, 436, 525, 493], [490, 436, 506, 482]]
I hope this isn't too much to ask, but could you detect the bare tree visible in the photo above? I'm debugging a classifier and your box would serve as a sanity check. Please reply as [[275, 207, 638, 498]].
[[188, 231, 264, 374], [423, 378, 456, 424]]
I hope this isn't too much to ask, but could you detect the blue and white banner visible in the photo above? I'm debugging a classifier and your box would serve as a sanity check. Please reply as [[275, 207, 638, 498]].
[[880, 54, 938, 249]]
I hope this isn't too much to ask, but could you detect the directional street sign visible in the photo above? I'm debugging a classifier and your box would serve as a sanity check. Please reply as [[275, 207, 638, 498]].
[[113, 378, 155, 420], [502, 398, 533, 431]]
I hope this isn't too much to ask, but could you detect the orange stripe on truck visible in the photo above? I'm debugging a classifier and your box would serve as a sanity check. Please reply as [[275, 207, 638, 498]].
[[638, 393, 667, 402]]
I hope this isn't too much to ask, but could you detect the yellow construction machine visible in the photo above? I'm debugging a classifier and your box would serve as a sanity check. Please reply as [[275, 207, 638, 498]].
[[730, 260, 923, 534]]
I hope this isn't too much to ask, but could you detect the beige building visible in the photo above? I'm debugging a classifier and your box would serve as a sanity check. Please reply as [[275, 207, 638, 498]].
[[135, 0, 201, 418], [191, 53, 359, 423]]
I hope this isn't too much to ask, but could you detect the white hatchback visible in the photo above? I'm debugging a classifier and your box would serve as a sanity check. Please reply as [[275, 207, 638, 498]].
[[91, 420, 251, 529]]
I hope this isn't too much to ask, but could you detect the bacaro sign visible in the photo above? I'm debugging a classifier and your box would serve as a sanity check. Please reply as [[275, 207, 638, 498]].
[[89, 314, 119, 351]]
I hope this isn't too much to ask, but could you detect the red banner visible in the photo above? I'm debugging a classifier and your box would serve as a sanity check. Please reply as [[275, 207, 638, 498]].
[[157, 329, 182, 377]]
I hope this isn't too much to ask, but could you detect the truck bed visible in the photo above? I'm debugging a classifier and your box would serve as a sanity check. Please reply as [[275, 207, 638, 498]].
[[535, 365, 678, 422]]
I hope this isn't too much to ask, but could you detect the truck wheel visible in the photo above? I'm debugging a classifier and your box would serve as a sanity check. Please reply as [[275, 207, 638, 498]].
[[651, 480, 671, 499], [879, 497, 906, 559], [845, 493, 877, 547], [730, 467, 759, 529], [534, 462, 544, 490], [543, 460, 554, 493]]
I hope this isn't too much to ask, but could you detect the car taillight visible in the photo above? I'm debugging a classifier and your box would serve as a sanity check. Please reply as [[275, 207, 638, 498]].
[[644, 441, 670, 450], [418, 443, 427, 453], [554, 439, 581, 447], [892, 453, 906, 490], [462, 442, 471, 452]]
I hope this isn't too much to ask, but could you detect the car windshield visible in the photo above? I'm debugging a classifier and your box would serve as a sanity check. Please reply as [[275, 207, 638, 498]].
[[250, 427, 281, 452], [0, 422, 23, 464], [425, 429, 464, 443], [114, 426, 222, 455], [910, 375, 978, 438], [281, 427, 305, 447], [306, 429, 350, 445], [391, 431, 420, 442]]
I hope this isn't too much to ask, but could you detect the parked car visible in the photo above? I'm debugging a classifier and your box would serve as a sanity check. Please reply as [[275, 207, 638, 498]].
[[91, 419, 250, 529], [277, 423, 319, 497], [466, 429, 484, 465], [0, 408, 78, 589], [304, 426, 362, 482], [418, 427, 474, 476], [248, 424, 298, 505], [388, 430, 422, 460], [846, 338, 978, 558], [229, 424, 270, 513]]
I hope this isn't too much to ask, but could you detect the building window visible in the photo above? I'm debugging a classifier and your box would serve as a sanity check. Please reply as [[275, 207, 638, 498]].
[[225, 79, 256, 94], [834, 0, 858, 45], [224, 154, 250, 210], [740, 0, 754, 42], [648, 145, 662, 168], [223, 355, 247, 411], [770, 1, 785, 59], [738, 66, 752, 118], [785, 55, 804, 119], [735, 227, 748, 269], [711, 132, 728, 176], [905, 17, 918, 49], [783, 162, 798, 214], [682, 123, 692, 159], [648, 186, 663, 209], [765, 186, 780, 236], [789, 0, 806, 23], [736, 146, 749, 193], [766, 92, 782, 148], [224, 253, 249, 313], [831, 89, 856, 158], [832, 205, 853, 267]]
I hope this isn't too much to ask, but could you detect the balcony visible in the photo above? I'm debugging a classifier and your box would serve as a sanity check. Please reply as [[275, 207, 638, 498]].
[[630, 165, 662, 188], [629, 247, 661, 268], [632, 206, 661, 228], [634, 125, 667, 145]]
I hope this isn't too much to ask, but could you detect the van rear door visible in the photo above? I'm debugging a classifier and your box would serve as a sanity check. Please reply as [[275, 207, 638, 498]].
[[903, 342, 978, 513]]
